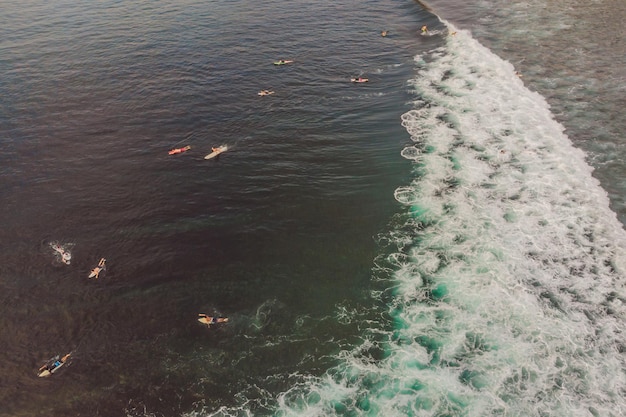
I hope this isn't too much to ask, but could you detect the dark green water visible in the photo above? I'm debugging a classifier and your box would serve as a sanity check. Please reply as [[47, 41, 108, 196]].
[[0, 0, 438, 415]]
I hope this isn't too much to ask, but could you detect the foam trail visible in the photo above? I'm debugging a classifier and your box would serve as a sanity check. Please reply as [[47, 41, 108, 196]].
[[193, 23, 626, 417]]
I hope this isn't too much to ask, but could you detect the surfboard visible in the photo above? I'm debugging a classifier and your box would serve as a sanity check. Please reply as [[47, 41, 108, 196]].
[[204, 145, 228, 160]]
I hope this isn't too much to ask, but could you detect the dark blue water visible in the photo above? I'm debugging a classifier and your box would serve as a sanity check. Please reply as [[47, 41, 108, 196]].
[[2, 0, 625, 416]]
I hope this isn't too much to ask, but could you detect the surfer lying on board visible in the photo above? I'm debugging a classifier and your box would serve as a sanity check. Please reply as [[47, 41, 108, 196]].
[[89, 258, 106, 279], [351, 77, 369, 83], [198, 313, 229, 328], [258, 90, 274, 96], [38, 353, 71, 377], [168, 145, 191, 155], [205, 145, 228, 160]]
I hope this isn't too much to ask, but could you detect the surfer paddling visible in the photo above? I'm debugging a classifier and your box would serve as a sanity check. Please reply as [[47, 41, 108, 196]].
[[168, 145, 191, 155], [258, 89, 275, 96], [351, 77, 369, 83], [198, 313, 229, 328], [38, 352, 71, 377]]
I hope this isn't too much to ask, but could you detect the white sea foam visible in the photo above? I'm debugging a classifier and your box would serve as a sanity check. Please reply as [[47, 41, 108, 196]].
[[380, 25, 626, 417], [191, 23, 626, 417]]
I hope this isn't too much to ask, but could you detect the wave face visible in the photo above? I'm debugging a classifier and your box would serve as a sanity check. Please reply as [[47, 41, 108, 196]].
[[220, 26, 626, 417]]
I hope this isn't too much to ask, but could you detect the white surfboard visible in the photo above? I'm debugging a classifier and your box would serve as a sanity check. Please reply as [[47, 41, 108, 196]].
[[204, 145, 228, 160]]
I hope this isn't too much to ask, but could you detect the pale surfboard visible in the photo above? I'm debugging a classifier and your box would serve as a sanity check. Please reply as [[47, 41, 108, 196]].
[[204, 145, 228, 160]]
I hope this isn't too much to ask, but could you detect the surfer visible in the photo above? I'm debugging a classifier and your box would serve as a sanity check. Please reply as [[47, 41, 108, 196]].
[[198, 313, 229, 327], [351, 77, 369, 83], [89, 258, 106, 279], [51, 243, 71, 265], [258, 90, 274, 96], [168, 145, 191, 155], [274, 60, 293, 65], [38, 353, 71, 377], [381, 30, 388, 37], [421, 25, 429, 35]]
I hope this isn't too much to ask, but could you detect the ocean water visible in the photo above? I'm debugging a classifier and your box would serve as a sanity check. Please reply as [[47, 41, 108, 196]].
[[0, 0, 624, 416]]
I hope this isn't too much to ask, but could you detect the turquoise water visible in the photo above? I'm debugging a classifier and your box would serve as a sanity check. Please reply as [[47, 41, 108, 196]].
[[1, 0, 625, 416], [254, 22, 626, 417]]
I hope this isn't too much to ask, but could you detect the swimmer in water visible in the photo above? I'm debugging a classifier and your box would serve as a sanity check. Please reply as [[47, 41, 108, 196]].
[[421, 25, 429, 34], [381, 30, 388, 37], [51, 243, 72, 265]]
